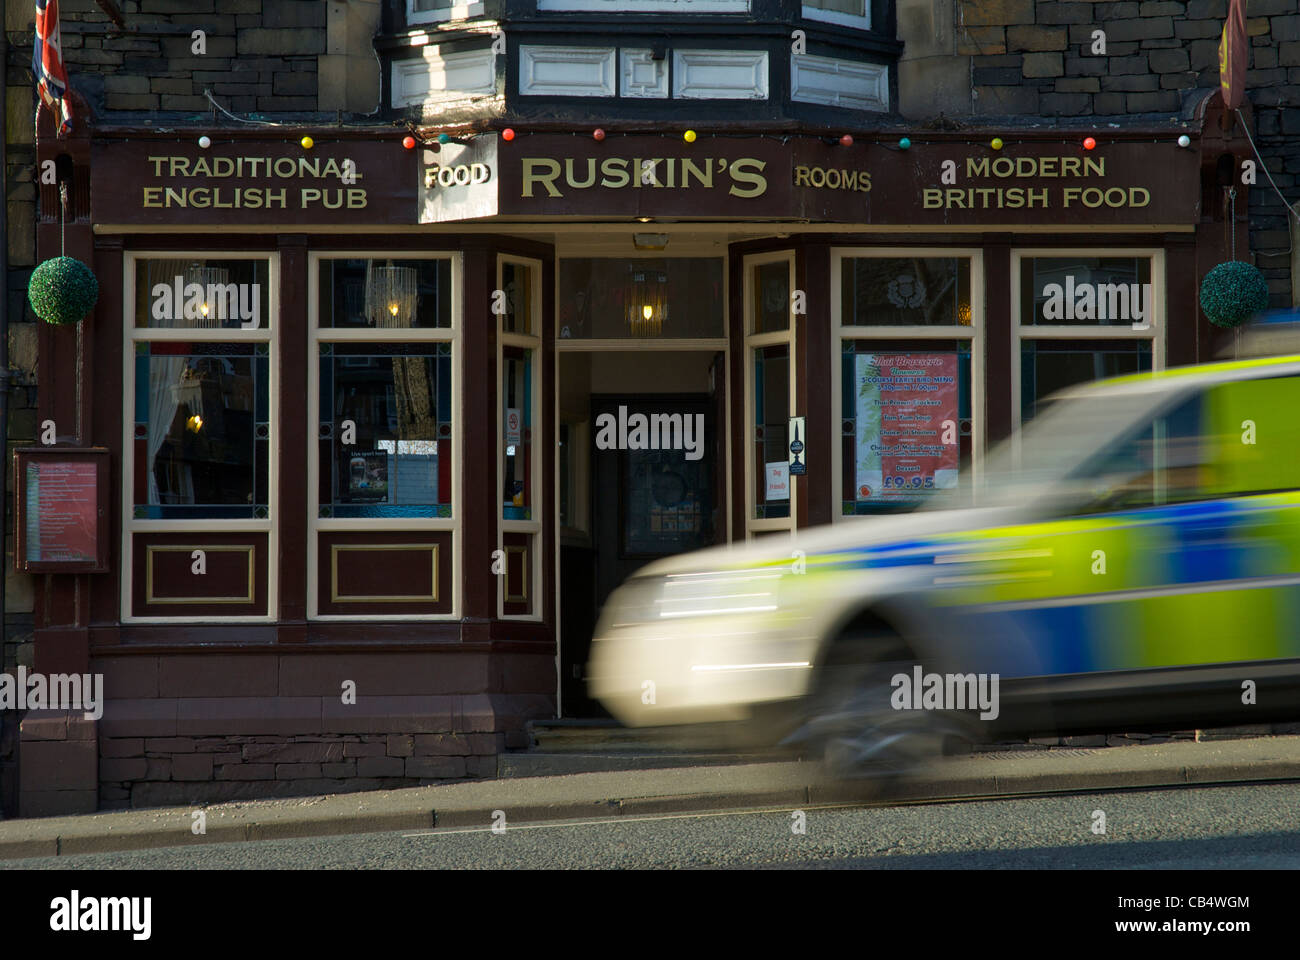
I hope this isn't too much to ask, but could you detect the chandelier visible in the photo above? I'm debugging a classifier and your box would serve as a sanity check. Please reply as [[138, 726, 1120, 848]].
[[365, 260, 419, 328], [626, 268, 668, 337], [184, 262, 230, 327]]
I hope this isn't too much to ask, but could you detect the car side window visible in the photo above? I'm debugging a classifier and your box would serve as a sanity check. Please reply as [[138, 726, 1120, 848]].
[[1069, 393, 1207, 514], [1066, 375, 1300, 516]]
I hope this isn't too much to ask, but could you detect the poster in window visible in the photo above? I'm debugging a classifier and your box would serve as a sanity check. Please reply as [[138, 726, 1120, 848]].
[[854, 353, 958, 502], [346, 450, 389, 502]]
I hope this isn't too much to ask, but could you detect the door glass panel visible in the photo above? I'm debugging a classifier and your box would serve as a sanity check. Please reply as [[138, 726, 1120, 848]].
[[752, 260, 790, 333], [753, 343, 790, 519], [503, 346, 532, 519]]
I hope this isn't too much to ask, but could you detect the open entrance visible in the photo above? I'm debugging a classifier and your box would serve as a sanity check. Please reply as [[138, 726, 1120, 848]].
[[558, 350, 727, 716]]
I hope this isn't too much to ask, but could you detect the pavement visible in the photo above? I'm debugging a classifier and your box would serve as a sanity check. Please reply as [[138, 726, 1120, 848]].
[[2, 734, 1300, 861]]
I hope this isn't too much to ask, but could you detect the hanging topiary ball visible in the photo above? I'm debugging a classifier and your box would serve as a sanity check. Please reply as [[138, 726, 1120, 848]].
[[1199, 260, 1270, 328], [28, 256, 99, 326]]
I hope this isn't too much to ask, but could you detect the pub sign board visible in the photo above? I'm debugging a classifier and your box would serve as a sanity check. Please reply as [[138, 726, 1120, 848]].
[[421, 133, 1202, 226], [14, 448, 112, 573], [91, 138, 419, 226]]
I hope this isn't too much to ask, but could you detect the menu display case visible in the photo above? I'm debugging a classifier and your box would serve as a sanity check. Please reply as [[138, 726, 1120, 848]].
[[14, 448, 111, 573]]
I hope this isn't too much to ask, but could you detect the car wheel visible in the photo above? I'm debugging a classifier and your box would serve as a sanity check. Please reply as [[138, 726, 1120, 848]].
[[782, 633, 975, 779]]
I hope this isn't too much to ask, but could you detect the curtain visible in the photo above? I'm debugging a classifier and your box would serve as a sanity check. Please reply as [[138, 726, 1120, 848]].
[[392, 357, 437, 440], [145, 259, 198, 505]]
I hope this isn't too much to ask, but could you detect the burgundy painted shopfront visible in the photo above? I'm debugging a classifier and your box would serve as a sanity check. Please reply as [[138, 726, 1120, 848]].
[[19, 90, 1251, 813]]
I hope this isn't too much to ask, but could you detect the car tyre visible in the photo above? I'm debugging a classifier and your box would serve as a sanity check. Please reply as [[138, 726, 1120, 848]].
[[784, 632, 976, 779]]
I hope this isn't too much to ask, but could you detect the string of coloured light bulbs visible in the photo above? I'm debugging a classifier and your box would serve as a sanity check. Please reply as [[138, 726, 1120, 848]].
[[171, 127, 1197, 152], [395, 127, 1197, 152], [188, 91, 1197, 151]]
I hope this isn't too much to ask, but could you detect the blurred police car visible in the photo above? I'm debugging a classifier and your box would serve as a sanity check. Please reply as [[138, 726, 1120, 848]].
[[589, 326, 1300, 774]]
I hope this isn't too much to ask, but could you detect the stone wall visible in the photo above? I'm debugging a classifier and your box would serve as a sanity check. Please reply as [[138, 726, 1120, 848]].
[[83, 651, 552, 812], [98, 732, 502, 810], [6, 0, 381, 121], [900, 0, 1300, 308]]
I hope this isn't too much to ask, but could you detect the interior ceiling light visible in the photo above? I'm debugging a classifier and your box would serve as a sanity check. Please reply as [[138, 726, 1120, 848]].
[[364, 260, 419, 328], [184, 262, 229, 326]]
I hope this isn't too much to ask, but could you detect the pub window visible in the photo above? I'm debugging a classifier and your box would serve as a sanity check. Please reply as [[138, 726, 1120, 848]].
[[499, 256, 542, 618], [803, 0, 870, 30], [1014, 250, 1162, 430], [407, 0, 485, 25], [310, 254, 459, 620], [744, 252, 796, 535], [841, 256, 971, 327], [124, 254, 276, 621], [832, 250, 984, 519], [1020, 256, 1153, 327]]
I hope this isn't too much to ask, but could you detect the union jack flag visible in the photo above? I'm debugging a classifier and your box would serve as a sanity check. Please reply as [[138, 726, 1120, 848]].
[[33, 0, 73, 136]]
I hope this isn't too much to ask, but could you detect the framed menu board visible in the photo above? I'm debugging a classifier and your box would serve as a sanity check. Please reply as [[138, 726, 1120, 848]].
[[14, 448, 111, 573]]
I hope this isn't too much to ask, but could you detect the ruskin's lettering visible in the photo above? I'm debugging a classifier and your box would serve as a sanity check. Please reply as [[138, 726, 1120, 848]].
[[522, 158, 562, 198]]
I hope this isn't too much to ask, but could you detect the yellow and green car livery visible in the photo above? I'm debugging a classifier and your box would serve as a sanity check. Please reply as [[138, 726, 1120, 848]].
[[590, 352, 1300, 735]]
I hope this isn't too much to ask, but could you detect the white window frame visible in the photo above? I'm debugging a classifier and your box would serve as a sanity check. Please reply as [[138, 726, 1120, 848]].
[[830, 247, 985, 522], [498, 254, 544, 621], [307, 252, 462, 621], [802, 0, 871, 31], [121, 251, 280, 624], [406, 0, 487, 25], [1011, 247, 1166, 463], [744, 250, 797, 539]]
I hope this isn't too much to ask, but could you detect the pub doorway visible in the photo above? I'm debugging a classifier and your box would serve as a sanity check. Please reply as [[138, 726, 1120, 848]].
[[558, 351, 728, 717]]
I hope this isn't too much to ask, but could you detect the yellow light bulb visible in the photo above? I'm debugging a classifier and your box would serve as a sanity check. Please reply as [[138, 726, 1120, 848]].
[[642, 305, 653, 320], [389, 303, 399, 316], [200, 302, 210, 316], [187, 414, 204, 432]]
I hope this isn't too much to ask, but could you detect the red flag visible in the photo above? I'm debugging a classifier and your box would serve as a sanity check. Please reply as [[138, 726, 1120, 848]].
[[1218, 0, 1247, 110]]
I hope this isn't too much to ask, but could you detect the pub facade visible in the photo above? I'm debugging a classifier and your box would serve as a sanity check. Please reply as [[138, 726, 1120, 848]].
[[13, 0, 1268, 814]]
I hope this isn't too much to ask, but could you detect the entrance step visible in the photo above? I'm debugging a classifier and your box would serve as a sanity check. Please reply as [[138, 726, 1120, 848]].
[[503, 720, 791, 778], [498, 751, 781, 779], [524, 719, 762, 754]]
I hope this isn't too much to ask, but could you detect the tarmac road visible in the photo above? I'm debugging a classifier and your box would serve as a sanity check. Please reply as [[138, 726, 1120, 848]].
[[5, 781, 1299, 869]]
